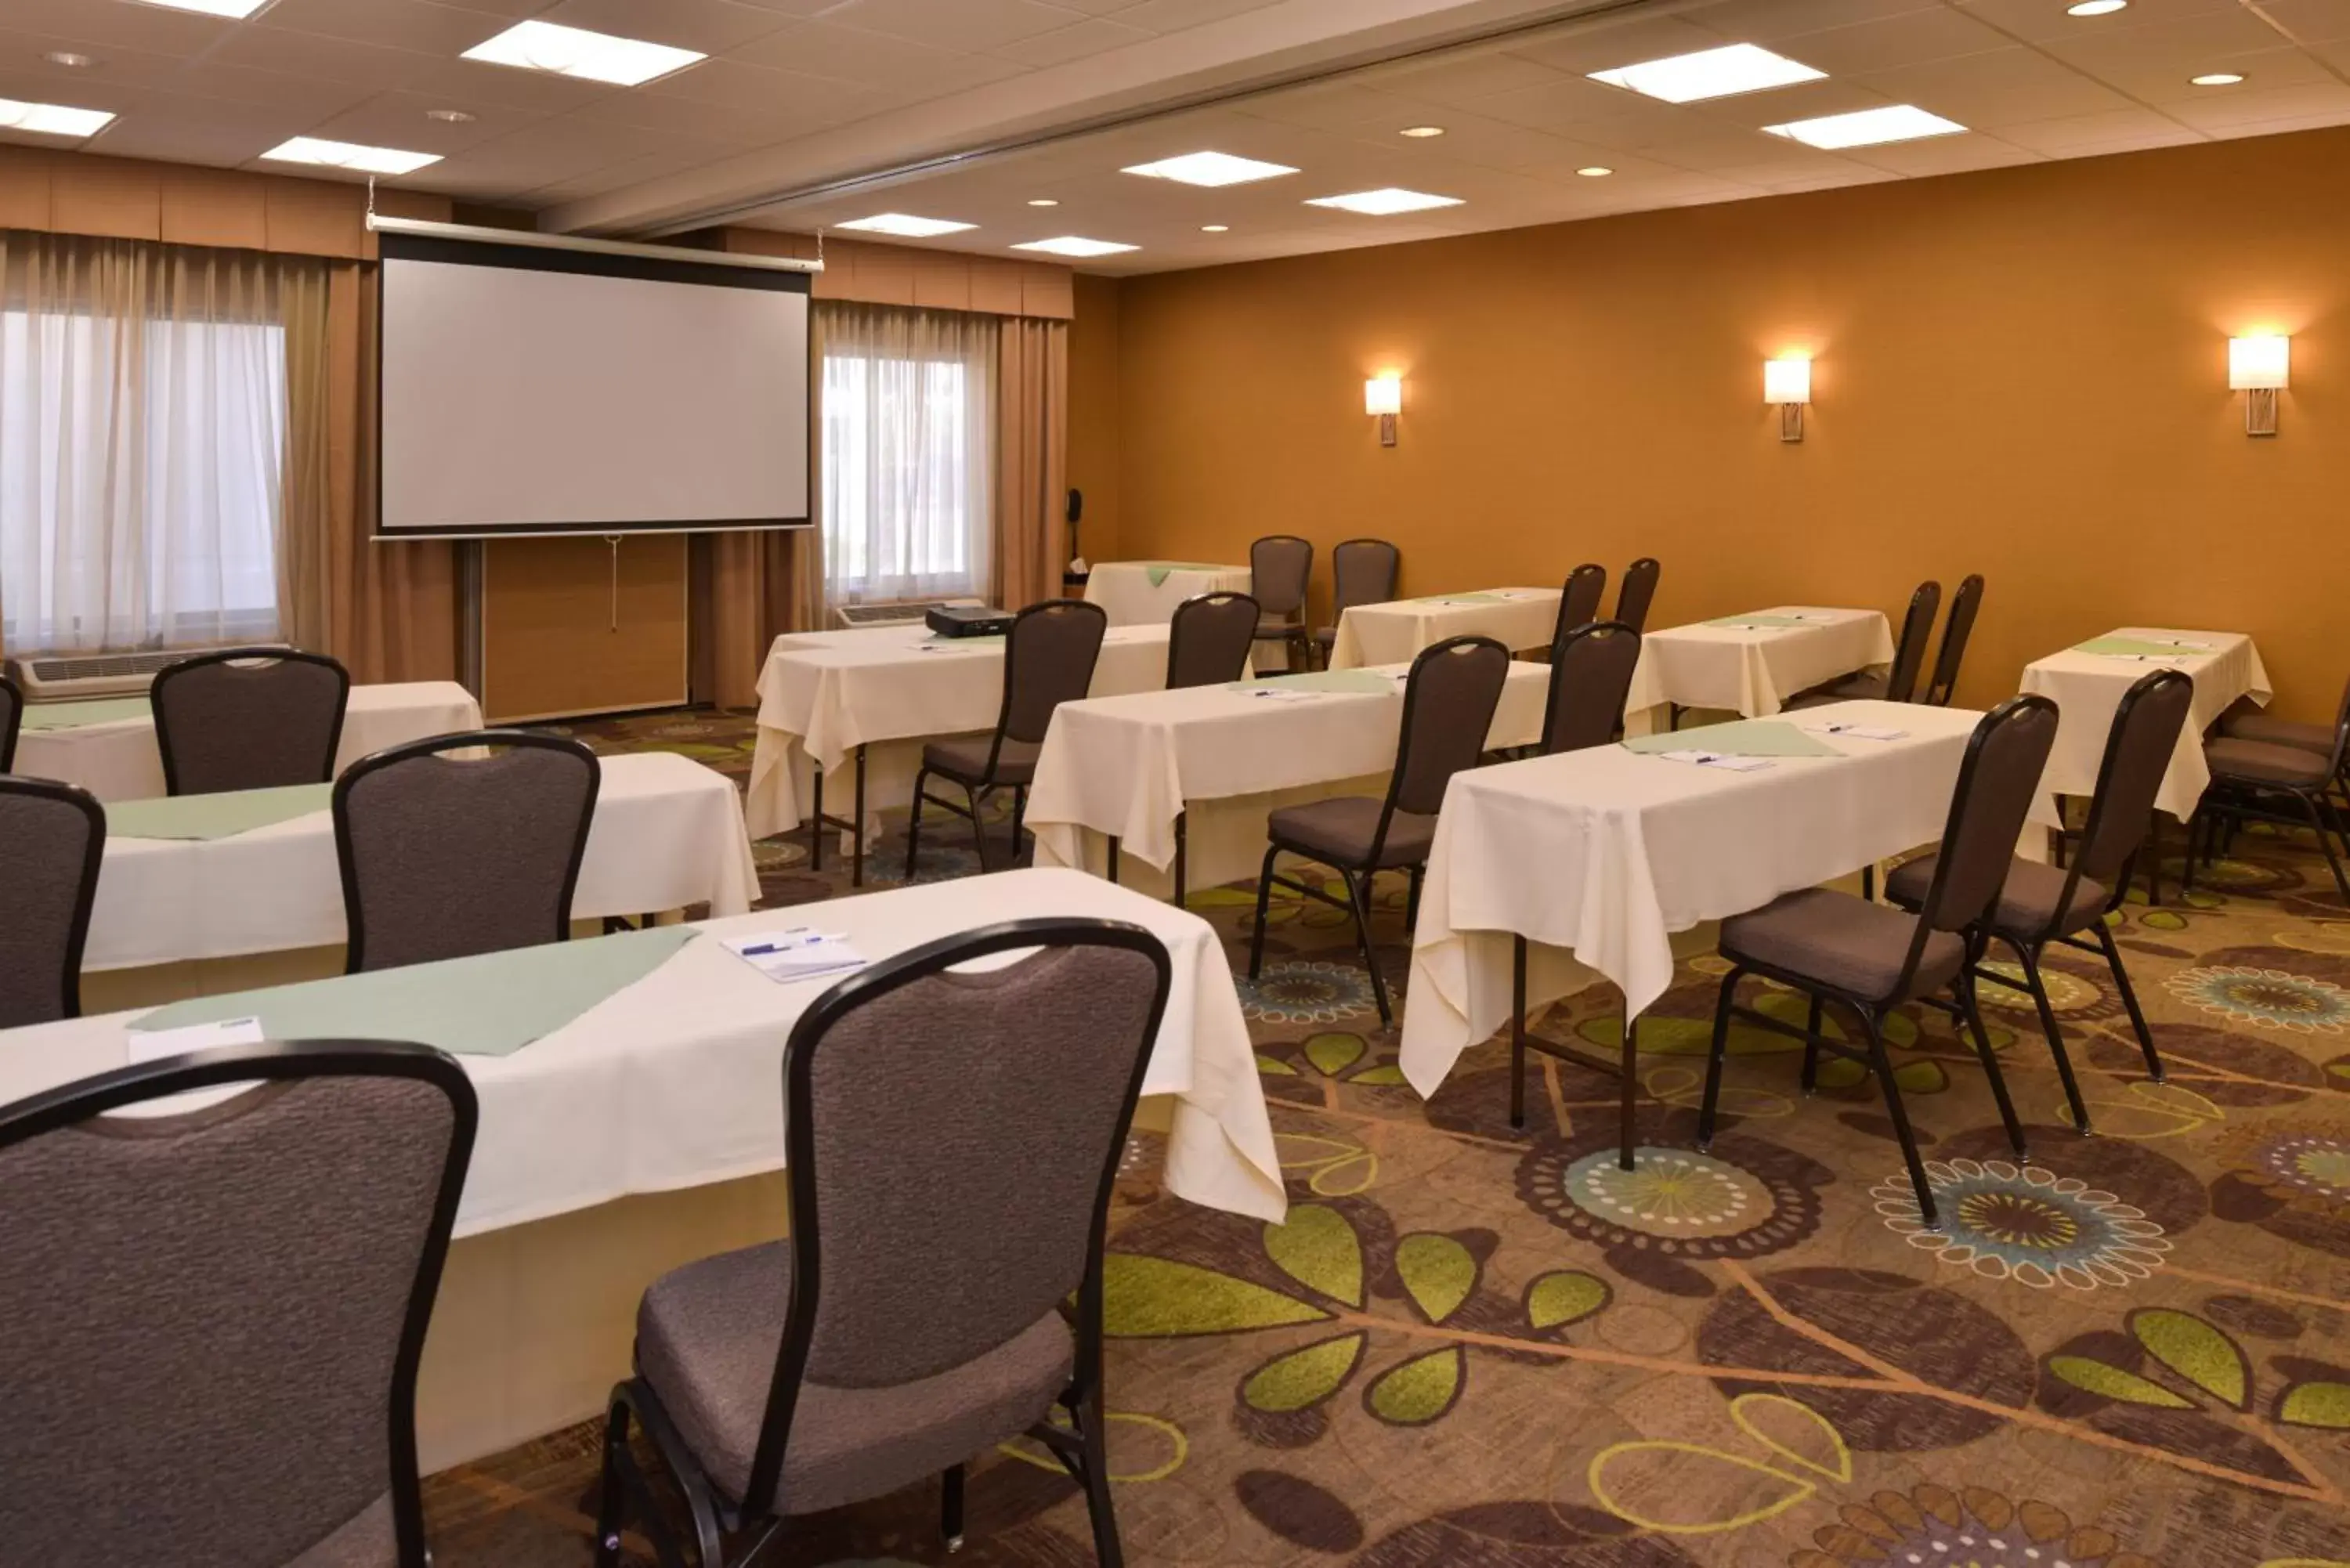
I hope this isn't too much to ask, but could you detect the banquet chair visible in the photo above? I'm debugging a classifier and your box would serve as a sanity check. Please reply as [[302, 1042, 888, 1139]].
[[593, 919, 1170, 1568], [1697, 695, 2058, 1226], [1248, 534, 1314, 673], [1920, 573, 1984, 706], [907, 598, 1106, 877], [0, 775, 105, 1028], [152, 646, 349, 795], [0, 1040, 476, 1568], [1541, 621, 1643, 756], [1787, 580, 1941, 710], [2214, 675, 2350, 819], [334, 730, 601, 973], [1312, 537, 1401, 668], [1888, 670, 2189, 1134], [1549, 563, 1608, 651], [2189, 670, 2350, 905], [0, 671, 20, 771], [1166, 591, 1260, 688], [1614, 557, 1661, 633], [1249, 635, 1511, 1028]]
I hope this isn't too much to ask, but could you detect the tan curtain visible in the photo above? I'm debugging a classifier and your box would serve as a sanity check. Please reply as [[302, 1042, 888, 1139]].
[[994, 316, 1068, 611], [703, 304, 823, 710]]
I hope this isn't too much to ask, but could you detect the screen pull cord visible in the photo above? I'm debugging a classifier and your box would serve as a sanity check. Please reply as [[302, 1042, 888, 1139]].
[[606, 536, 622, 632], [366, 176, 376, 221]]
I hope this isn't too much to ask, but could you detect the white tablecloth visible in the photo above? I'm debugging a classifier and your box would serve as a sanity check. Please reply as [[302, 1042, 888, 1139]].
[[745, 622, 1174, 839], [1027, 662, 1550, 897], [1329, 588, 1561, 670], [1623, 607, 1894, 720], [1399, 701, 2010, 1097], [2020, 629, 2269, 822], [85, 751, 760, 971], [1082, 561, 1253, 627], [13, 681, 483, 802], [1, 868, 1283, 1230]]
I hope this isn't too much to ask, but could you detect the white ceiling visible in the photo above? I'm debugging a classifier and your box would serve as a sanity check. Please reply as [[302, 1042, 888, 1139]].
[[5, 0, 2350, 273]]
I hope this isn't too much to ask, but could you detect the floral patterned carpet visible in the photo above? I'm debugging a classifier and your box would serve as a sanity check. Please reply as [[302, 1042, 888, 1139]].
[[425, 706, 2350, 1568]]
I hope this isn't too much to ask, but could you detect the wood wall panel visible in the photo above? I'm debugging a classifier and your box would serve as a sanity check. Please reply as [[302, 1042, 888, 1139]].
[[711, 226, 1073, 320], [0, 148, 53, 231], [482, 536, 691, 723], [51, 159, 161, 241], [159, 164, 269, 251]]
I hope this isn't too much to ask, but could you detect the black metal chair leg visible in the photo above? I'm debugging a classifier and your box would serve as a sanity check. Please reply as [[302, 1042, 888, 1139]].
[[809, 763, 826, 873], [1697, 970, 1739, 1147], [1106, 834, 1120, 885], [1863, 1010, 1940, 1227], [1173, 811, 1187, 909], [1011, 785, 1028, 865], [593, 1394, 631, 1568], [1958, 971, 2030, 1159], [2012, 939, 2091, 1134], [904, 767, 930, 880], [2145, 811, 2164, 905], [2299, 789, 2350, 903], [851, 746, 866, 887], [1509, 935, 1528, 1129], [1860, 863, 1875, 902], [1618, 1009, 1637, 1172], [942, 1464, 966, 1553], [1799, 994, 1823, 1094], [1248, 844, 1280, 980], [2181, 807, 2203, 895], [2094, 919, 2164, 1082], [1074, 1387, 1126, 1568], [966, 783, 991, 871], [1343, 868, 1393, 1028]]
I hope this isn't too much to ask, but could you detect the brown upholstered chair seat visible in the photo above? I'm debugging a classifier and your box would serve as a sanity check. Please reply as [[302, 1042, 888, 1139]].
[[2206, 736, 2332, 787], [1719, 887, 1966, 1003], [1885, 854, 2108, 940], [1786, 672, 1888, 709], [1312, 625, 1338, 650], [1253, 615, 1305, 641], [636, 1241, 1073, 1517], [1267, 798, 1435, 869], [2220, 712, 2337, 757], [284, 1496, 396, 1568], [922, 734, 1042, 786]]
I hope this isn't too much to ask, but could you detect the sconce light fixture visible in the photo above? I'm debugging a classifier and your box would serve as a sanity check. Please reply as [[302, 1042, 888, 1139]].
[[1764, 356, 1811, 442], [2229, 334, 2288, 436], [1365, 372, 1402, 446]]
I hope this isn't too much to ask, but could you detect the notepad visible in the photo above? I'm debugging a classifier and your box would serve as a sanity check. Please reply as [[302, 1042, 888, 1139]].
[[724, 928, 868, 984], [1802, 721, 1907, 741], [1231, 670, 1397, 695], [1654, 750, 1774, 771], [128, 1015, 266, 1064], [1623, 721, 1844, 758]]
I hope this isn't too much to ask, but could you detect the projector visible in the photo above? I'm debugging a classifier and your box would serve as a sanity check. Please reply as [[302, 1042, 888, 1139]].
[[926, 605, 1017, 638]]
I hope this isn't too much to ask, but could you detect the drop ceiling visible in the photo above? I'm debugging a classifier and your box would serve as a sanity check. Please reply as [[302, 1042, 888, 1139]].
[[3, 0, 2348, 275]]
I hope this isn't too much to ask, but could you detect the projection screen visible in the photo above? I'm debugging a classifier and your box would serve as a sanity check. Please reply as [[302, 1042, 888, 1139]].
[[376, 231, 810, 538]]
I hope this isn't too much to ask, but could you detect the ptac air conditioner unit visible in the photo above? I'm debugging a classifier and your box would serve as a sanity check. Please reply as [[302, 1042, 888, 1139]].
[[833, 598, 982, 630], [6, 642, 294, 700]]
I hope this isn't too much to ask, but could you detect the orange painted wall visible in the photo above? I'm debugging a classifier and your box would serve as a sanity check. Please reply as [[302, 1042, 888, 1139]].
[[1069, 272, 1125, 565], [1096, 125, 2350, 720]]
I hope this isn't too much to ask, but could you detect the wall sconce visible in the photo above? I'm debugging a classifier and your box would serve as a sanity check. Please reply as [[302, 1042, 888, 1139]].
[[1365, 373, 1402, 447], [2229, 334, 2289, 436], [1764, 356, 1811, 442]]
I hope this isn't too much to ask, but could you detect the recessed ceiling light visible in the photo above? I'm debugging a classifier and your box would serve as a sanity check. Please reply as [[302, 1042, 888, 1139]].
[[1305, 187, 1463, 215], [1027, 198, 1059, 207], [42, 52, 95, 69], [1577, 165, 1614, 177], [1589, 43, 1825, 103], [0, 99, 115, 139], [2066, 0, 2128, 13], [1399, 125, 1446, 138], [462, 20, 704, 87], [261, 136, 442, 175], [1201, 224, 1229, 233], [837, 213, 976, 238], [128, 0, 271, 16], [1122, 151, 1298, 187], [425, 108, 475, 124], [2190, 71, 2245, 85], [1012, 237, 1138, 257], [1763, 104, 1968, 149]]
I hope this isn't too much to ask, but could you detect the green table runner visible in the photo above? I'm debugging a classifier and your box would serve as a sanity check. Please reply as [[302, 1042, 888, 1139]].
[[1231, 670, 1399, 695], [105, 783, 335, 840], [1705, 614, 1815, 629], [1139, 562, 1227, 587], [20, 696, 154, 731], [2075, 637, 2204, 658], [132, 926, 703, 1058], [1623, 720, 1845, 758]]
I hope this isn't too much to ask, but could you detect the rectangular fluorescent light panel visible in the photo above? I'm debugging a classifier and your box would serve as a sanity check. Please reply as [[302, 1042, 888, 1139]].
[[1305, 188, 1462, 216], [1012, 237, 1138, 258], [462, 20, 706, 87], [837, 214, 976, 237], [1589, 43, 1825, 103], [0, 99, 116, 139], [1122, 151, 1299, 187], [129, 0, 272, 15], [1764, 104, 1967, 149], [262, 137, 443, 176]]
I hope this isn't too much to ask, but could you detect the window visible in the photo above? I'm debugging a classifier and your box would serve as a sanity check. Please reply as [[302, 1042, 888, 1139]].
[[817, 303, 994, 606]]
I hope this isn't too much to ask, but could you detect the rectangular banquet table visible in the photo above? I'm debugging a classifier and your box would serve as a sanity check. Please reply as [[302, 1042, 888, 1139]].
[[84, 750, 759, 971], [744, 621, 1177, 869], [2019, 628, 2269, 822], [1026, 663, 1550, 900], [13, 681, 483, 802], [0, 868, 1282, 1469], [1082, 560, 1253, 626], [1622, 606, 1894, 721], [1328, 587, 1561, 670]]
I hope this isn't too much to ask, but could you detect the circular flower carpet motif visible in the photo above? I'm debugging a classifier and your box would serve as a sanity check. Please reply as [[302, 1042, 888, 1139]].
[[2164, 964, 2350, 1035], [1239, 960, 1380, 1024], [1794, 1483, 2153, 1568], [1874, 1158, 2171, 1290], [1518, 1137, 1824, 1259], [2216, 1122, 2350, 1216]]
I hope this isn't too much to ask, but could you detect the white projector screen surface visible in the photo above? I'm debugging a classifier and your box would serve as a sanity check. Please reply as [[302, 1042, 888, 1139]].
[[378, 241, 808, 537]]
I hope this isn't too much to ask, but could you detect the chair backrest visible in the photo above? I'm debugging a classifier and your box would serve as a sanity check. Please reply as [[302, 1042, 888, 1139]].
[[1385, 635, 1513, 822], [333, 730, 600, 974], [1900, 696, 2061, 975], [1330, 537, 1401, 616], [0, 1041, 475, 1568], [1614, 558, 1661, 633], [1922, 573, 1983, 706], [1249, 536, 1313, 620], [996, 598, 1108, 751], [2320, 670, 2350, 777], [0, 776, 105, 1028], [0, 671, 20, 772], [1553, 563, 1607, 645], [1166, 591, 1260, 689], [2063, 670, 2195, 918], [743, 919, 1171, 1509], [152, 648, 349, 795], [1542, 622, 1642, 755], [1883, 580, 1943, 703]]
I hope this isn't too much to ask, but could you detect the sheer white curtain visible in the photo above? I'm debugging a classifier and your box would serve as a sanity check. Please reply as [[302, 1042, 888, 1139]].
[[817, 302, 996, 608], [0, 233, 292, 654]]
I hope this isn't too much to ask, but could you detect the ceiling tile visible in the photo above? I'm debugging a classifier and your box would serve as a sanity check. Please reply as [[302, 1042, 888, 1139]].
[[253, 0, 505, 56], [304, 89, 533, 152], [1835, 128, 2043, 174], [1506, 14, 1744, 76], [2163, 78, 2350, 128], [1238, 80, 1412, 132], [1680, 0, 1946, 42], [0, 0, 233, 58], [1766, 7, 2016, 74], [1993, 104, 2202, 154], [1950, 0, 2255, 46], [2257, 0, 2350, 45], [1100, 0, 1287, 34], [1371, 52, 1572, 109], [734, 20, 1026, 94], [205, 27, 439, 91], [819, 0, 1087, 54], [537, 0, 805, 55], [1847, 46, 2138, 124], [990, 16, 1152, 67]]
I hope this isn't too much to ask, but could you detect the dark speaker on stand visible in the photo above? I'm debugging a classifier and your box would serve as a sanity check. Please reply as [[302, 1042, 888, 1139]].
[[1062, 487, 1089, 590]]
